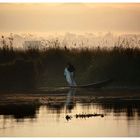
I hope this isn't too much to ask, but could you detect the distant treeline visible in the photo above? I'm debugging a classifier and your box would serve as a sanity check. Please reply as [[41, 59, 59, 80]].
[[0, 42, 140, 89]]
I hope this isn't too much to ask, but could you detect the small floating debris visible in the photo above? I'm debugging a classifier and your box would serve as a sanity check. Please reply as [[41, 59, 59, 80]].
[[75, 113, 104, 118], [65, 115, 72, 121], [65, 113, 104, 121]]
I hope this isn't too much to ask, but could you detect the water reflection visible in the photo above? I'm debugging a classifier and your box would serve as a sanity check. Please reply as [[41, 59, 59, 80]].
[[0, 104, 39, 120], [0, 90, 140, 136], [65, 89, 76, 112], [0, 89, 140, 121], [96, 99, 140, 119]]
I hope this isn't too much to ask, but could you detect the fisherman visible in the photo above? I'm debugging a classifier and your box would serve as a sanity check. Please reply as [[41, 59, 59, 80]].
[[64, 62, 77, 87]]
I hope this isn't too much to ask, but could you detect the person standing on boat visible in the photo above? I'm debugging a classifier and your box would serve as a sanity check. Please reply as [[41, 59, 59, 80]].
[[64, 62, 77, 87]]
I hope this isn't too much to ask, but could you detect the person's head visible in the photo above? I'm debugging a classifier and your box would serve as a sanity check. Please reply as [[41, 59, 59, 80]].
[[67, 62, 71, 67]]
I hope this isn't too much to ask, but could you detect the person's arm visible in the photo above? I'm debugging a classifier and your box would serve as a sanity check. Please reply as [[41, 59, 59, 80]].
[[64, 68, 66, 76]]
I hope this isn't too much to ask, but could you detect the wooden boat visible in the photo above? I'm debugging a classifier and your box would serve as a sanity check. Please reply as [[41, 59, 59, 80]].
[[68, 79, 112, 88]]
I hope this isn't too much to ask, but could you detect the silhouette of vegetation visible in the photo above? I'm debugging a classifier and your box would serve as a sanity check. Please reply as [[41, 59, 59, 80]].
[[0, 35, 140, 89]]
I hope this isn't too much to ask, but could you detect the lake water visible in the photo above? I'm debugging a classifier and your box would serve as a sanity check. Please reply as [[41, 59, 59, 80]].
[[0, 89, 140, 137]]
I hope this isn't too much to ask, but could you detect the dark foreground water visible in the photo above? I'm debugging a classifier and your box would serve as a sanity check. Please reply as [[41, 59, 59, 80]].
[[0, 89, 140, 137]]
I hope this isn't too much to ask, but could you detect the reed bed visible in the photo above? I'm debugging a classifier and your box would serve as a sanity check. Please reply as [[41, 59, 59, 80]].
[[0, 38, 140, 89]]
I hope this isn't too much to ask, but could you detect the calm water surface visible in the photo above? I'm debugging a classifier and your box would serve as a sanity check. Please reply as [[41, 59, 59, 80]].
[[0, 89, 140, 137]]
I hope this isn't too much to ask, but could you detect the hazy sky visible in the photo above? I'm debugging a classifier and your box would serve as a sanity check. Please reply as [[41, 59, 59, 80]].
[[0, 3, 140, 34]]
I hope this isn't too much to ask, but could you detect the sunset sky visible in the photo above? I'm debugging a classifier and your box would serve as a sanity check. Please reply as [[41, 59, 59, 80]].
[[0, 3, 140, 34]]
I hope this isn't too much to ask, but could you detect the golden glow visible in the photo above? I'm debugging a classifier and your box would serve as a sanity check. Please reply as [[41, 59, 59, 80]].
[[0, 3, 140, 33]]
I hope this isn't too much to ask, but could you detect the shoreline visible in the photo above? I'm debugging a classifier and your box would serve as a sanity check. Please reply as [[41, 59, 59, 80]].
[[1, 86, 140, 93], [0, 88, 140, 105]]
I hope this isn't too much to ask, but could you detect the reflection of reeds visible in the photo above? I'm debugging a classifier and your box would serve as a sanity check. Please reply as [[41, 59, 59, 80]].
[[0, 36, 140, 89], [0, 104, 38, 120]]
